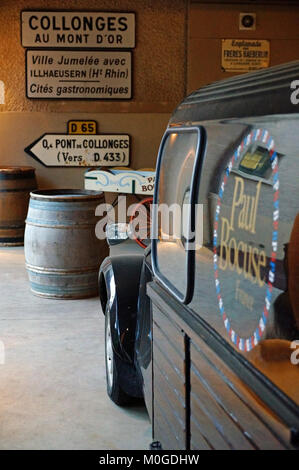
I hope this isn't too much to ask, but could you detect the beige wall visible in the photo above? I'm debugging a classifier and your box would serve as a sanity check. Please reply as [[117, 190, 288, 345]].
[[1, 0, 298, 190], [188, 2, 299, 93], [0, 0, 188, 113], [0, 0, 188, 188]]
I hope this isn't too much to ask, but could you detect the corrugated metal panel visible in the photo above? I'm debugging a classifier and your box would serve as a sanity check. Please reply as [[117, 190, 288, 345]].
[[170, 61, 299, 123]]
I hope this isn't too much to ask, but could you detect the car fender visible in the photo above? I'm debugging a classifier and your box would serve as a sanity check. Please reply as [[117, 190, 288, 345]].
[[99, 254, 144, 364]]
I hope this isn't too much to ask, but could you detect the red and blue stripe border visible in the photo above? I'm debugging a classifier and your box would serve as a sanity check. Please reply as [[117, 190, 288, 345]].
[[213, 129, 279, 352]]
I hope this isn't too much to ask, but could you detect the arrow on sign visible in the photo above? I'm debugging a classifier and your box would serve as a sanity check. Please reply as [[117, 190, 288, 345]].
[[25, 133, 130, 167]]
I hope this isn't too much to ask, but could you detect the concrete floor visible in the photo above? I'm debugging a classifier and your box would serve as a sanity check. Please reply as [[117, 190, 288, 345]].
[[0, 247, 151, 450]]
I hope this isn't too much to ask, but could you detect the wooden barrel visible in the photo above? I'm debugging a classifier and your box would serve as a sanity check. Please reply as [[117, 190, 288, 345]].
[[0, 166, 37, 246], [24, 189, 108, 299]]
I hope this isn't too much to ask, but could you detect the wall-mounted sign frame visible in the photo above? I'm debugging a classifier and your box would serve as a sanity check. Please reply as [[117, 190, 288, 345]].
[[25, 132, 130, 167], [21, 11, 135, 49], [26, 49, 132, 100], [221, 39, 270, 73]]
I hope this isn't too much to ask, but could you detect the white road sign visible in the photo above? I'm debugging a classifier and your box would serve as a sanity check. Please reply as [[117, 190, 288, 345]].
[[25, 134, 130, 167], [21, 11, 135, 48], [26, 50, 132, 99]]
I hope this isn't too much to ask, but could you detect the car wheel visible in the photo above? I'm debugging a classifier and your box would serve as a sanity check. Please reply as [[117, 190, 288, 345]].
[[105, 303, 134, 406]]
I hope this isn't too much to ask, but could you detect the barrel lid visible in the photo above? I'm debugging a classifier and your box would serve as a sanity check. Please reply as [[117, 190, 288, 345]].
[[0, 166, 36, 180], [30, 189, 104, 202], [0, 166, 35, 174]]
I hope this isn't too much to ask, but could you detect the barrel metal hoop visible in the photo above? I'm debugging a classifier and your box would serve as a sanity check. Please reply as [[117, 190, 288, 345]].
[[0, 173, 35, 181], [30, 195, 104, 204], [29, 282, 97, 292], [0, 223, 25, 229], [0, 241, 24, 246], [29, 286, 98, 299], [0, 237, 24, 243], [0, 187, 37, 193], [25, 263, 99, 275], [25, 220, 96, 229], [28, 200, 99, 211]]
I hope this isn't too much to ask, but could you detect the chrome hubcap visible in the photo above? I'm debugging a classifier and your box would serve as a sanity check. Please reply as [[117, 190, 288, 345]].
[[106, 308, 114, 390]]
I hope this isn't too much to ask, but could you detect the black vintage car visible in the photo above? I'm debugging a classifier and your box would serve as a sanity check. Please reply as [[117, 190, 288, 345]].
[[99, 61, 299, 450]]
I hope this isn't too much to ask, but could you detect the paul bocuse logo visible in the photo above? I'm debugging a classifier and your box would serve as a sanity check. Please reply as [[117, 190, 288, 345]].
[[219, 176, 265, 286], [213, 129, 279, 352]]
